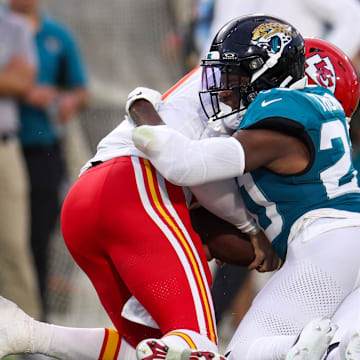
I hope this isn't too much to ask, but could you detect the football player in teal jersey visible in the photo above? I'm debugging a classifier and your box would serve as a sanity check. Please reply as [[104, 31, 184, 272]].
[[132, 15, 360, 360]]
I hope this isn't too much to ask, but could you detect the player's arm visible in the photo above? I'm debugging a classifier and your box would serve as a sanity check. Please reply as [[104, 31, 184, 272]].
[[190, 205, 281, 271], [190, 179, 257, 233], [132, 124, 309, 186], [190, 179, 282, 271], [126, 87, 164, 126], [130, 99, 164, 126], [233, 128, 310, 174], [190, 205, 253, 266]]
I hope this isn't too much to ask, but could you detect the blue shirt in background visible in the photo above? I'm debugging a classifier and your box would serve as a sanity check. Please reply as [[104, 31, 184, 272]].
[[19, 13, 88, 146]]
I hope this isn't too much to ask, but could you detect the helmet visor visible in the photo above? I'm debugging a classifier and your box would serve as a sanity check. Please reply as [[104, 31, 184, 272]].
[[199, 63, 254, 120]]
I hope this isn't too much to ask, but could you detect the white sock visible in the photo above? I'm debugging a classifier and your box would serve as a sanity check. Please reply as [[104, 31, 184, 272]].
[[29, 320, 54, 355], [118, 337, 137, 360], [46, 326, 123, 360]]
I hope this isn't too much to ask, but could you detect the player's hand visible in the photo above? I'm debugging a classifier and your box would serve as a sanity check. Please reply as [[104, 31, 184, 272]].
[[202, 244, 212, 261], [247, 231, 283, 272], [202, 244, 226, 267], [126, 87, 162, 125]]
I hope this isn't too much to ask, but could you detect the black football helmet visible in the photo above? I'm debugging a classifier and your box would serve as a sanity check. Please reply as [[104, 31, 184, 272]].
[[199, 14, 306, 124]]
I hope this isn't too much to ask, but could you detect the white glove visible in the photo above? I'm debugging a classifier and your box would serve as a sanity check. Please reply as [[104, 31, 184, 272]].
[[125, 87, 162, 125]]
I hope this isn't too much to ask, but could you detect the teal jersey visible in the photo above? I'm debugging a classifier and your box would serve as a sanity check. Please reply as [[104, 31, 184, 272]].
[[19, 13, 88, 146], [237, 85, 360, 260]]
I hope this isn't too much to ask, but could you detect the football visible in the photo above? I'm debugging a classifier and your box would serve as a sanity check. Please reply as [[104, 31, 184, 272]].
[[190, 206, 255, 266]]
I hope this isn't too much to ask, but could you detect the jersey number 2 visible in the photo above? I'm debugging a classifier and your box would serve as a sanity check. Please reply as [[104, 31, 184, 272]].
[[320, 120, 358, 199]]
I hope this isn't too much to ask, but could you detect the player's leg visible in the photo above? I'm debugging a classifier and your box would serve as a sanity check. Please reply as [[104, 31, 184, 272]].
[[47, 327, 137, 360], [322, 287, 360, 360], [97, 157, 218, 352], [61, 157, 163, 348], [0, 295, 131, 360], [67, 242, 163, 347], [225, 220, 360, 360], [0, 157, 141, 360], [61, 156, 218, 354]]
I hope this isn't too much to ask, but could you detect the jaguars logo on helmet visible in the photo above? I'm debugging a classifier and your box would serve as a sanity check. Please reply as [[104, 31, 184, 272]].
[[251, 22, 292, 55]]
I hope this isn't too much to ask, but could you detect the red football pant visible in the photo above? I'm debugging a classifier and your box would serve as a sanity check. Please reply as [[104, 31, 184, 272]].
[[61, 156, 216, 347]]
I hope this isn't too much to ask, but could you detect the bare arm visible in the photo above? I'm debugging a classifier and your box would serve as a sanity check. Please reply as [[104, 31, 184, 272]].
[[129, 99, 164, 126], [0, 55, 35, 97], [233, 128, 310, 174]]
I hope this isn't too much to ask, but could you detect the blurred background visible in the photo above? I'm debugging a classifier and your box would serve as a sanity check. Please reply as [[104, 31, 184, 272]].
[[44, 0, 194, 151], [2, 0, 360, 357]]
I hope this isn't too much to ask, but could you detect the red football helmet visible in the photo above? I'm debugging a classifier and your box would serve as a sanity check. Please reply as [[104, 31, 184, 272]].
[[305, 37, 360, 117]]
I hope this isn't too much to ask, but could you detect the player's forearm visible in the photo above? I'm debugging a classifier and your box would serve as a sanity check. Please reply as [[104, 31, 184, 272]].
[[126, 87, 163, 126], [190, 179, 258, 234], [130, 99, 165, 126], [132, 125, 245, 186]]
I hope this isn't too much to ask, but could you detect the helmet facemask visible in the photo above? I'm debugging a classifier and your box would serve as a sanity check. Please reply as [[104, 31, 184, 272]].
[[199, 60, 259, 131]]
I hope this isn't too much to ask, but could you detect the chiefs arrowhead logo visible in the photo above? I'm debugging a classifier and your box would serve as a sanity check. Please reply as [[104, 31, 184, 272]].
[[305, 54, 336, 93]]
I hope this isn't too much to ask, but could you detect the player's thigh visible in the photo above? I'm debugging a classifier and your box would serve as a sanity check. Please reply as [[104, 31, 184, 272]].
[[226, 224, 360, 357], [62, 157, 215, 340], [70, 249, 161, 347], [105, 158, 215, 339]]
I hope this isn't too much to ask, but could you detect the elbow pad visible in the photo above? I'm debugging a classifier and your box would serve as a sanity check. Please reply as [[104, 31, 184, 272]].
[[133, 125, 245, 186]]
